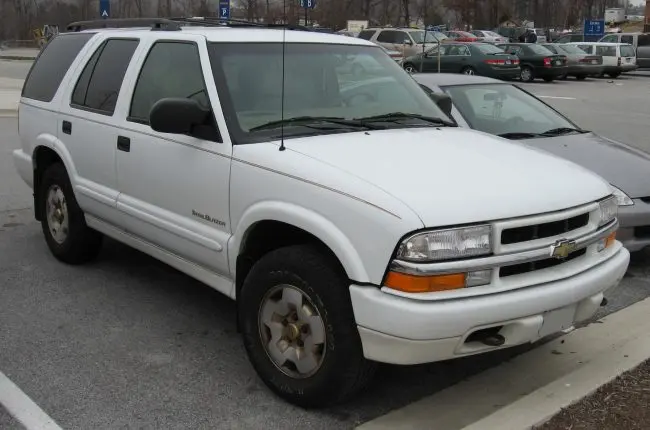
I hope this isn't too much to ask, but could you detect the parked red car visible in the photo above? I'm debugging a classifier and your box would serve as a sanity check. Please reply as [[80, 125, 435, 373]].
[[444, 30, 480, 42]]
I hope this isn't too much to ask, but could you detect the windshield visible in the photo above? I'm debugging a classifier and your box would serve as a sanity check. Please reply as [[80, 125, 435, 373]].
[[557, 44, 587, 54], [410, 31, 447, 43], [207, 43, 449, 143], [620, 45, 635, 57], [444, 83, 576, 137], [476, 44, 507, 54], [527, 44, 555, 55]]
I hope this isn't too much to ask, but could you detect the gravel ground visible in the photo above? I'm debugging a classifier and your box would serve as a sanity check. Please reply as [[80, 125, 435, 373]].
[[536, 359, 650, 430]]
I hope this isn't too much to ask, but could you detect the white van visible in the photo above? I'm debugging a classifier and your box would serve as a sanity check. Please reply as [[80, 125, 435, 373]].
[[566, 42, 637, 78]]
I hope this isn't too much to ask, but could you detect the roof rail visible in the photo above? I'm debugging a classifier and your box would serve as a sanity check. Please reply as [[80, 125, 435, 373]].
[[66, 18, 182, 32], [66, 17, 314, 33]]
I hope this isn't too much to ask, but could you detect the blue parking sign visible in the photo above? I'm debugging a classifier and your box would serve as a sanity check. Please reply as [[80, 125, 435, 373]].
[[300, 0, 315, 8], [583, 19, 605, 36], [219, 3, 230, 19]]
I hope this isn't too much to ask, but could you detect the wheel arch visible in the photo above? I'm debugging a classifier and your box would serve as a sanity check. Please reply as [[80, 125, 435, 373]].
[[32, 138, 76, 221], [230, 202, 370, 300]]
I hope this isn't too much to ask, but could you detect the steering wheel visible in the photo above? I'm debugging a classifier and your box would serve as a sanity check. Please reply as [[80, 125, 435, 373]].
[[342, 91, 378, 107]]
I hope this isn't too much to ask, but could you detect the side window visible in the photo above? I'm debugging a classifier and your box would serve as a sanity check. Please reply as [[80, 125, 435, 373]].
[[458, 45, 470, 56], [129, 41, 213, 130], [22, 33, 94, 102], [544, 45, 558, 54], [376, 31, 396, 43], [395, 31, 411, 44], [639, 35, 650, 47], [601, 34, 618, 43], [596, 46, 616, 56], [577, 45, 591, 53], [621, 35, 634, 45], [71, 39, 139, 115], [357, 30, 375, 40]]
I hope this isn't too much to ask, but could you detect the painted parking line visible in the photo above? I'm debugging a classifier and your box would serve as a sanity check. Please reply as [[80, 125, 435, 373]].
[[0, 371, 62, 430], [537, 96, 577, 100]]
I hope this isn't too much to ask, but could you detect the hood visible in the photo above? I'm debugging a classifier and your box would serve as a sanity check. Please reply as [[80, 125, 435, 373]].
[[524, 132, 650, 199], [283, 127, 611, 227]]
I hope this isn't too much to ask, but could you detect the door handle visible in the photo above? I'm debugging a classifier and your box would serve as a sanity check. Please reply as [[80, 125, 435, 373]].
[[117, 136, 131, 152], [62, 121, 72, 135]]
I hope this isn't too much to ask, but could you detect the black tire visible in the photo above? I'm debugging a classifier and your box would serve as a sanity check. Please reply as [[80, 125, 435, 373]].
[[403, 63, 417, 73], [559, 73, 568, 80], [608, 72, 620, 78], [576, 74, 587, 80], [520, 66, 534, 82], [39, 163, 102, 264], [461, 66, 477, 75], [239, 244, 376, 408], [543, 76, 554, 82]]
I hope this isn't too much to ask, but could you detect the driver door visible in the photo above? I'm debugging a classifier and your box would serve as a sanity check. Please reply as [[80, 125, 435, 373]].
[[114, 35, 233, 280]]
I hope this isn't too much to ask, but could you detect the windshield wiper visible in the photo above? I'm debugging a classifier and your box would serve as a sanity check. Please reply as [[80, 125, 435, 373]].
[[249, 116, 384, 132], [355, 112, 456, 127], [540, 127, 587, 137], [497, 132, 542, 139]]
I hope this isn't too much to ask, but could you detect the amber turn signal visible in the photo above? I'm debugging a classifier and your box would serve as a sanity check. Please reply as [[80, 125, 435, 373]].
[[385, 271, 466, 293]]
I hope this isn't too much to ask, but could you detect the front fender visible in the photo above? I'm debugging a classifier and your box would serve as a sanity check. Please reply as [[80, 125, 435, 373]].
[[228, 201, 370, 287]]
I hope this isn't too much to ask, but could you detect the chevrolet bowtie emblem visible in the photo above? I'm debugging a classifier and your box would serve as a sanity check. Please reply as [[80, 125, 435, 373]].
[[550, 238, 577, 259]]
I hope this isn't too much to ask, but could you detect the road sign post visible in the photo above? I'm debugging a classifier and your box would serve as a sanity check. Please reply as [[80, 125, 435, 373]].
[[299, 0, 315, 26], [99, 0, 110, 19], [583, 19, 605, 41], [219, 0, 230, 20]]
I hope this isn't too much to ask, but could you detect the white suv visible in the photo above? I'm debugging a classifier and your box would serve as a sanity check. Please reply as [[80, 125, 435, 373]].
[[13, 18, 630, 408]]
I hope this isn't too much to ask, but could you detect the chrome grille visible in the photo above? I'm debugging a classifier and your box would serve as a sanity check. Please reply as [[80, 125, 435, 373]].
[[501, 213, 590, 245]]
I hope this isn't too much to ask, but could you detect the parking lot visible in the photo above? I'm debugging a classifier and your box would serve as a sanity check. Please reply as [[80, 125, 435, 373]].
[[1, 61, 650, 429]]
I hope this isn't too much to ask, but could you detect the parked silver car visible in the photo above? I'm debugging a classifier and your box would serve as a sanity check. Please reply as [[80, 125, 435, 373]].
[[542, 43, 604, 79], [414, 73, 650, 253]]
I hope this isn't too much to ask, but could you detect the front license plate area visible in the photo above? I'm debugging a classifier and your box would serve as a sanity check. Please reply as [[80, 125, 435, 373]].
[[539, 305, 576, 338]]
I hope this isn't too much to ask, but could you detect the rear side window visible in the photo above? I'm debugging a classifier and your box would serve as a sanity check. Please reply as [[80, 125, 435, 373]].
[[596, 46, 617, 56], [620, 45, 635, 57], [357, 30, 375, 40], [71, 38, 139, 115], [639, 35, 650, 46], [22, 33, 94, 102], [621, 35, 634, 45]]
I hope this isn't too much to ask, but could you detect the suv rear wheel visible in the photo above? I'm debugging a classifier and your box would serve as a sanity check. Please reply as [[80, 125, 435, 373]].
[[239, 244, 376, 408], [39, 163, 102, 264]]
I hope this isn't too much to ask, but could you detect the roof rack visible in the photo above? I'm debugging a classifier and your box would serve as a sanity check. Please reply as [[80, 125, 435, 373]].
[[66, 17, 314, 33]]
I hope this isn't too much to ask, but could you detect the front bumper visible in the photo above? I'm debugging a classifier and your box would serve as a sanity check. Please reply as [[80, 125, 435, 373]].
[[350, 244, 629, 365], [618, 198, 650, 252]]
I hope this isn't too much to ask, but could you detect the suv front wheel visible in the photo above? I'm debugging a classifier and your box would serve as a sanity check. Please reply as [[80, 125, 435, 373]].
[[239, 244, 376, 408], [39, 163, 103, 264]]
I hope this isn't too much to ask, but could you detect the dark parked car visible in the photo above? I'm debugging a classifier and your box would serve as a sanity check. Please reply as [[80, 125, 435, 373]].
[[413, 73, 650, 253], [496, 43, 568, 82], [541, 43, 604, 79], [402, 42, 520, 80]]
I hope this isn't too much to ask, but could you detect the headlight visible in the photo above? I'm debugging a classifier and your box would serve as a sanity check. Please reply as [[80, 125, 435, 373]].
[[598, 195, 618, 227], [397, 225, 492, 262], [611, 185, 634, 206]]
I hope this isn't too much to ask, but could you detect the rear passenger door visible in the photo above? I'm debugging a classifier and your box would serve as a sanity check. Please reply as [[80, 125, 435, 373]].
[[114, 36, 232, 286], [58, 36, 140, 225]]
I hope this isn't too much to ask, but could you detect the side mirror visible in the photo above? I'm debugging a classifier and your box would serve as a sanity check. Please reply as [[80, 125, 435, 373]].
[[149, 98, 211, 135], [429, 92, 453, 118]]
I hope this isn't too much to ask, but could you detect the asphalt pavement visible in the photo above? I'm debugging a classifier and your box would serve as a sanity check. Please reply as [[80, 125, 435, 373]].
[[1, 65, 650, 429]]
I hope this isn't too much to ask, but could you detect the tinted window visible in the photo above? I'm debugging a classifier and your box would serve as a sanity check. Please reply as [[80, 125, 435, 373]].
[[600, 34, 618, 43], [621, 35, 634, 45], [577, 45, 592, 53], [376, 31, 397, 43], [22, 33, 94, 102], [543, 45, 558, 54], [357, 30, 375, 40], [475, 44, 505, 54], [129, 42, 209, 123], [638, 35, 650, 46], [71, 39, 138, 115], [527, 44, 554, 55]]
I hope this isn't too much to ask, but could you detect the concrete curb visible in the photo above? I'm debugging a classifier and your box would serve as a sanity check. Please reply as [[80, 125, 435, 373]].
[[356, 296, 650, 430]]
